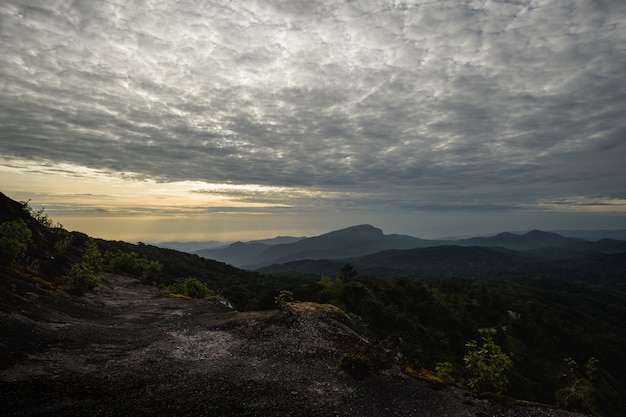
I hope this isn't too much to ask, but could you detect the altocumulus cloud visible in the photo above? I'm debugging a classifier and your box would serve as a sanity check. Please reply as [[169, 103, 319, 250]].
[[1, 0, 625, 215]]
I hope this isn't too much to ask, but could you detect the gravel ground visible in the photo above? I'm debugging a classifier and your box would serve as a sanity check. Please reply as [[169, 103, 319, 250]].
[[1, 272, 589, 417]]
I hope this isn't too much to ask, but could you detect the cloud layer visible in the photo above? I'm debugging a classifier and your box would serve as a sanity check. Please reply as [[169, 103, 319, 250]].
[[1, 0, 625, 221]]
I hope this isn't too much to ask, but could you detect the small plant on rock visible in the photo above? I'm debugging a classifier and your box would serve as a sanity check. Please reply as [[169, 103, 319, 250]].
[[463, 336, 513, 394], [555, 356, 599, 414], [435, 361, 455, 384], [274, 289, 294, 307]]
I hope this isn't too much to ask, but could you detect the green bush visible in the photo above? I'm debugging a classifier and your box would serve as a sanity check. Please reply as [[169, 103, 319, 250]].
[[82, 238, 103, 271], [21, 200, 57, 229], [463, 336, 514, 394], [65, 239, 103, 294], [435, 361, 455, 384], [105, 251, 162, 280], [0, 220, 31, 265], [555, 357, 598, 414], [274, 289, 294, 307], [65, 262, 100, 294], [167, 277, 214, 298]]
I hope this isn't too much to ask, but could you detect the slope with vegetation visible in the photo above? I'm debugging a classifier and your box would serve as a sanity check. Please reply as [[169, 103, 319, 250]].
[[1, 192, 623, 416]]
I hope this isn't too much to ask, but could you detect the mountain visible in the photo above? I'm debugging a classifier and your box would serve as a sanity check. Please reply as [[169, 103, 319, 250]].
[[193, 236, 306, 267], [258, 245, 536, 278], [252, 224, 429, 266], [152, 240, 230, 252], [245, 235, 305, 245], [259, 243, 626, 291], [550, 229, 626, 241], [154, 236, 305, 255], [197, 225, 626, 269], [197, 224, 431, 268], [453, 230, 626, 256], [2, 191, 622, 415], [453, 230, 588, 251], [195, 241, 272, 268], [3, 192, 593, 417]]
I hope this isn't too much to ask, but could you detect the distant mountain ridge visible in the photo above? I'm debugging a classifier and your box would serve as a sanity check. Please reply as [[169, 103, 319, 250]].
[[195, 224, 626, 269], [196, 225, 430, 268], [453, 229, 589, 251], [153, 240, 229, 253], [549, 229, 626, 241], [154, 235, 305, 253], [258, 244, 626, 292]]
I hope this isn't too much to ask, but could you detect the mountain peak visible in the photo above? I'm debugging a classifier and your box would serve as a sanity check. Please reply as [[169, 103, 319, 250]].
[[524, 229, 561, 238], [320, 224, 384, 238]]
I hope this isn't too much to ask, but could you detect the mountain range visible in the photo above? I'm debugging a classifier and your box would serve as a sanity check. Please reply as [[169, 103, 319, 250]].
[[2, 191, 625, 415], [192, 224, 626, 271]]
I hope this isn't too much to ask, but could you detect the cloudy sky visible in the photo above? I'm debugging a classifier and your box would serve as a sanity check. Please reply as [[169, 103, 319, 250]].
[[1, 0, 625, 242]]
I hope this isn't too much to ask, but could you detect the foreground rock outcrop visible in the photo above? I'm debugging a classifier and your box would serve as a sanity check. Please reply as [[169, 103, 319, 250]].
[[1, 271, 587, 417]]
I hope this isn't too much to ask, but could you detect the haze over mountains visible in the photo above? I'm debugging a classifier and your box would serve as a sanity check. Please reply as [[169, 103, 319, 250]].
[[179, 224, 626, 273]]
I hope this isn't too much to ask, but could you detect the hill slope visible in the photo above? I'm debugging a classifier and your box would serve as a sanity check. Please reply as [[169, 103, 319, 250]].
[[0, 270, 588, 417], [0, 191, 609, 415]]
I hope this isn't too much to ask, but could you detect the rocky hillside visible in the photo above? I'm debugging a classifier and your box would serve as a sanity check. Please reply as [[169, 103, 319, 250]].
[[1, 270, 589, 417], [0, 192, 591, 416]]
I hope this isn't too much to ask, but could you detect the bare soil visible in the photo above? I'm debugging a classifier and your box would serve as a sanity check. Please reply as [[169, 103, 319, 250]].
[[1, 271, 588, 417]]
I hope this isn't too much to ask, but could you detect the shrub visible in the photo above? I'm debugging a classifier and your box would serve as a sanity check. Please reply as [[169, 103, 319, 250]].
[[555, 357, 599, 414], [82, 238, 103, 271], [167, 277, 214, 299], [104, 251, 162, 280], [0, 220, 31, 265], [274, 289, 294, 307], [463, 336, 514, 394], [66, 262, 100, 294], [53, 228, 73, 253], [65, 239, 103, 294], [435, 361, 455, 384], [21, 200, 57, 230]]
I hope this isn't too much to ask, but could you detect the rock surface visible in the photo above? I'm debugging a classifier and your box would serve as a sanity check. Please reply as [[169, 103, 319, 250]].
[[1, 271, 588, 417]]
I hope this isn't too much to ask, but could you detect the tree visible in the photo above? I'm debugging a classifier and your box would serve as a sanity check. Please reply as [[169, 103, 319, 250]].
[[0, 220, 31, 265], [65, 239, 103, 294], [82, 238, 103, 271], [340, 264, 358, 282], [463, 336, 514, 394]]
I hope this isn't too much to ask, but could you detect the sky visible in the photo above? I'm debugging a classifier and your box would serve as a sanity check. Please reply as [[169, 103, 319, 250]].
[[1, 0, 625, 242]]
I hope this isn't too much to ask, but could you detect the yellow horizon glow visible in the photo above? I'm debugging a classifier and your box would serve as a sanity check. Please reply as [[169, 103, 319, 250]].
[[0, 157, 293, 211], [0, 157, 311, 241], [3, 157, 625, 242]]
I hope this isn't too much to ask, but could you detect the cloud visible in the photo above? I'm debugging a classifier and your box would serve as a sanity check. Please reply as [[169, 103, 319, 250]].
[[1, 0, 625, 219]]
